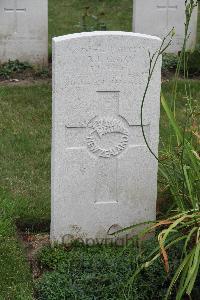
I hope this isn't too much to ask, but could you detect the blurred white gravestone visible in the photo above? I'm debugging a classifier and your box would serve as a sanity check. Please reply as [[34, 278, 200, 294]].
[[51, 32, 162, 243], [0, 0, 48, 65], [133, 0, 198, 53]]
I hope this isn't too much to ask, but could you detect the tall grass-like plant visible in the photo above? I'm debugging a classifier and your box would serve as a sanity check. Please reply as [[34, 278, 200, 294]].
[[126, 1, 200, 299]]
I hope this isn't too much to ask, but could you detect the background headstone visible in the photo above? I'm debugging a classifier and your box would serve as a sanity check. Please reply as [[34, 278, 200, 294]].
[[51, 31, 162, 243], [0, 0, 48, 65], [133, 0, 198, 53]]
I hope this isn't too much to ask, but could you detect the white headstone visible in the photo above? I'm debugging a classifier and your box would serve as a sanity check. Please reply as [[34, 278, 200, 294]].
[[0, 0, 48, 65], [51, 31, 162, 244], [133, 0, 198, 53]]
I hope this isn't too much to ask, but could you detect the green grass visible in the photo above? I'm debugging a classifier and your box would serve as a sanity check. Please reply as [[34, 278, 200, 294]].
[[0, 189, 33, 299], [0, 84, 51, 222], [161, 79, 200, 123], [48, 0, 132, 52], [0, 85, 52, 299], [0, 84, 51, 299], [48, 0, 132, 35], [35, 240, 182, 300]]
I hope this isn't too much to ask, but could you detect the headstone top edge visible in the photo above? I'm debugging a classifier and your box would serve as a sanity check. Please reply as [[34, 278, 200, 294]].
[[52, 31, 162, 44]]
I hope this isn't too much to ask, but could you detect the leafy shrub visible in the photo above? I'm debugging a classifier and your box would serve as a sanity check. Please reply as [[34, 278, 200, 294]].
[[162, 48, 200, 76], [162, 53, 179, 71], [0, 60, 32, 79], [181, 47, 200, 75]]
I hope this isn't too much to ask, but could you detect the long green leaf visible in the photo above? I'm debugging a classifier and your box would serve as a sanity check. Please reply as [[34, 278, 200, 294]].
[[165, 250, 194, 300], [183, 227, 198, 254], [186, 246, 200, 294], [161, 93, 200, 178]]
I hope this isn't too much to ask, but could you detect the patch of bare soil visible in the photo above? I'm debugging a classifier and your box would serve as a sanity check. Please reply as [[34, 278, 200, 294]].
[[162, 69, 200, 81], [18, 232, 50, 279], [0, 78, 51, 86], [0, 62, 52, 86]]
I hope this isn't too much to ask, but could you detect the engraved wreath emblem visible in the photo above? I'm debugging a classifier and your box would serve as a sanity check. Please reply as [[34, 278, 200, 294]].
[[86, 117, 129, 158]]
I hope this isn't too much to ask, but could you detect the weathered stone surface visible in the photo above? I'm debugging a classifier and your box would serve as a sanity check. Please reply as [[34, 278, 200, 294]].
[[133, 0, 198, 53], [0, 0, 48, 65], [51, 31, 162, 243]]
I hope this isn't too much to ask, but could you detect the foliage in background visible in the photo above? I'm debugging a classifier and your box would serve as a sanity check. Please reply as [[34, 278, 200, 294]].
[[162, 48, 200, 75], [162, 53, 179, 72], [182, 47, 200, 75], [0, 60, 51, 80], [77, 6, 107, 31], [0, 60, 32, 79]]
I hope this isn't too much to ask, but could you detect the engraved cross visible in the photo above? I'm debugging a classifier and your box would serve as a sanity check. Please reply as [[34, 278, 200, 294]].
[[156, 0, 178, 29], [65, 91, 150, 204], [4, 0, 26, 34]]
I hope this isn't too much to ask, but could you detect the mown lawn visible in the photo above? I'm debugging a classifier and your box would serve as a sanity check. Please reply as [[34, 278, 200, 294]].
[[0, 85, 51, 299], [0, 189, 33, 299], [0, 85, 51, 222], [48, 0, 132, 51]]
